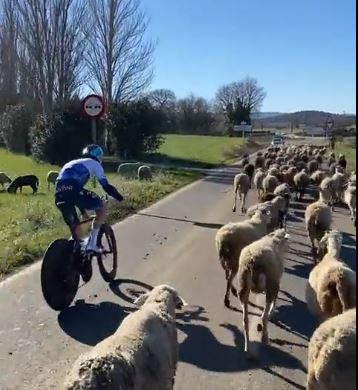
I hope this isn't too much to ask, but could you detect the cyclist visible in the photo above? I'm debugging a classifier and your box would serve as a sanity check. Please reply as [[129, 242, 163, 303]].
[[55, 144, 123, 253]]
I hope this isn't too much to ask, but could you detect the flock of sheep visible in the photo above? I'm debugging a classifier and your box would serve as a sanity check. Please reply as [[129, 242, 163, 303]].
[[216, 143, 356, 389], [61, 142, 356, 390]]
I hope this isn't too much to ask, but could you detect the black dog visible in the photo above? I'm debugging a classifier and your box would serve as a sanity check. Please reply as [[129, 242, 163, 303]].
[[7, 175, 39, 194]]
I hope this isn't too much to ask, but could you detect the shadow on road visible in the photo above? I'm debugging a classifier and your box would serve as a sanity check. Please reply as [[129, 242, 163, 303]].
[[137, 212, 223, 230], [57, 300, 134, 346], [179, 322, 306, 387], [274, 290, 317, 342], [109, 278, 153, 304]]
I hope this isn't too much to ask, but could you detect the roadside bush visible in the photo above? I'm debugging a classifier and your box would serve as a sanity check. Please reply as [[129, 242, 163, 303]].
[[107, 98, 164, 159], [0, 104, 33, 154], [30, 103, 96, 165]]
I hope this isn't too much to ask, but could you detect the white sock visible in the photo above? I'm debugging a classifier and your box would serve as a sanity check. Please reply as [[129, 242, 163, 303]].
[[87, 227, 100, 250]]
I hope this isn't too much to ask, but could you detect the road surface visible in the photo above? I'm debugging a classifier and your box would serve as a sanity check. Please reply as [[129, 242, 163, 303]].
[[0, 142, 356, 390]]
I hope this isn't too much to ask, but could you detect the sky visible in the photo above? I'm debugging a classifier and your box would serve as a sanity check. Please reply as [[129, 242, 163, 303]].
[[141, 0, 356, 113]]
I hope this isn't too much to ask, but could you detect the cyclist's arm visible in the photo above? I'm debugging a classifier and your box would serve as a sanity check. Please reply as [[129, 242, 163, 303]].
[[94, 165, 123, 202]]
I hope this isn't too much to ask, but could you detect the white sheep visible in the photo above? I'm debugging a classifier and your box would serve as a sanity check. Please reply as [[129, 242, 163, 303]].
[[306, 230, 356, 322], [232, 173, 250, 213], [319, 176, 336, 209], [262, 174, 279, 194], [310, 170, 327, 187], [332, 171, 347, 204], [253, 168, 266, 200], [138, 165, 152, 181], [344, 184, 356, 226], [215, 206, 272, 308], [305, 201, 332, 263], [247, 195, 287, 232], [293, 169, 310, 201], [307, 308, 356, 390], [46, 170, 59, 190], [238, 229, 290, 354], [117, 162, 143, 178], [63, 285, 188, 390], [0, 172, 11, 189]]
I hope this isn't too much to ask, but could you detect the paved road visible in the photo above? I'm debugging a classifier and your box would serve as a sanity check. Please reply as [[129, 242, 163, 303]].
[[0, 143, 355, 390]]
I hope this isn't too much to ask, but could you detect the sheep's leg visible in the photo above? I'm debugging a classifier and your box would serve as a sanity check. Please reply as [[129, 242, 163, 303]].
[[232, 189, 238, 212], [224, 269, 237, 308], [241, 192, 247, 214], [241, 299, 250, 353], [260, 299, 272, 345]]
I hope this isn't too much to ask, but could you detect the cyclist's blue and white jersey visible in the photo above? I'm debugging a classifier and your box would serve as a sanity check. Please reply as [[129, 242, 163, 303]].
[[57, 158, 107, 188], [56, 158, 123, 202]]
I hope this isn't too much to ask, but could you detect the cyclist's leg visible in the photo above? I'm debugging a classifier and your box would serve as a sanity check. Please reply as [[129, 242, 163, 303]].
[[55, 183, 81, 240], [55, 200, 80, 240], [77, 189, 104, 252]]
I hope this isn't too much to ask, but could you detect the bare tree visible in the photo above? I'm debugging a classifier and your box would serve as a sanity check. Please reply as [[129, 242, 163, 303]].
[[0, 0, 19, 106], [147, 89, 176, 110], [84, 0, 155, 104], [216, 77, 266, 125], [13, 0, 86, 113]]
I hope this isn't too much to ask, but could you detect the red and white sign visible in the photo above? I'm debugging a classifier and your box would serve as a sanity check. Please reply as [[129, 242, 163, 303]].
[[82, 94, 105, 118]]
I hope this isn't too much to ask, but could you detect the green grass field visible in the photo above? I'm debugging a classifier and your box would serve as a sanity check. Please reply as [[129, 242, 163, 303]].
[[146, 134, 247, 167], [0, 149, 199, 277], [335, 139, 356, 171]]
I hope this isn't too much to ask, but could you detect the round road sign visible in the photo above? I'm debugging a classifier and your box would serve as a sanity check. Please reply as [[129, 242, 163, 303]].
[[82, 95, 105, 118]]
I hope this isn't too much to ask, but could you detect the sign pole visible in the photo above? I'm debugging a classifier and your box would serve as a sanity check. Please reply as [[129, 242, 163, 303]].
[[91, 118, 97, 188]]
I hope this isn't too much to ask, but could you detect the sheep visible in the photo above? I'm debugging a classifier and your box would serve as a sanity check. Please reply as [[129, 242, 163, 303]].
[[329, 163, 344, 176], [310, 170, 327, 187], [46, 170, 59, 190], [264, 158, 275, 170], [274, 183, 291, 227], [117, 162, 142, 178], [247, 195, 287, 232], [293, 169, 310, 201], [232, 173, 250, 213], [305, 201, 332, 262], [281, 166, 297, 187], [215, 206, 272, 308], [319, 176, 336, 209], [63, 284, 188, 390], [7, 175, 39, 194], [263, 174, 279, 194], [307, 308, 356, 390], [268, 167, 280, 178], [306, 230, 356, 322], [307, 159, 319, 174], [253, 168, 266, 200], [332, 171, 347, 204], [254, 155, 265, 169], [238, 229, 290, 355], [238, 157, 250, 168], [0, 172, 11, 190], [344, 184, 356, 226], [138, 165, 152, 181], [243, 163, 255, 188], [338, 154, 347, 170]]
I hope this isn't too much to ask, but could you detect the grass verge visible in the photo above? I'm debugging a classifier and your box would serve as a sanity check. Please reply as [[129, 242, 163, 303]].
[[0, 149, 200, 277], [335, 139, 356, 171]]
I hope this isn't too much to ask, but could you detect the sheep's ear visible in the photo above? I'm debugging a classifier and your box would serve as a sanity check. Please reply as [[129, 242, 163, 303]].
[[175, 295, 189, 310], [134, 292, 150, 307], [284, 233, 290, 239]]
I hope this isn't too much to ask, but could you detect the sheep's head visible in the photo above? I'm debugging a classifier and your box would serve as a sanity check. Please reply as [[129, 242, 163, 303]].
[[317, 230, 343, 260], [255, 205, 272, 225], [134, 284, 189, 311]]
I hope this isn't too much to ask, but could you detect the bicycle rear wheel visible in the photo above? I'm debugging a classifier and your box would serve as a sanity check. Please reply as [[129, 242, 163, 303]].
[[97, 224, 118, 282], [41, 239, 80, 311]]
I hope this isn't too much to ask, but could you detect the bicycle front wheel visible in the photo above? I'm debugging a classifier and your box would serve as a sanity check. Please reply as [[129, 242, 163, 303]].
[[97, 224, 118, 282], [41, 239, 80, 311]]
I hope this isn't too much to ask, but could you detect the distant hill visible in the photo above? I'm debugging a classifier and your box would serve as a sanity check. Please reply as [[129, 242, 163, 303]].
[[253, 111, 356, 128], [251, 112, 282, 119]]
